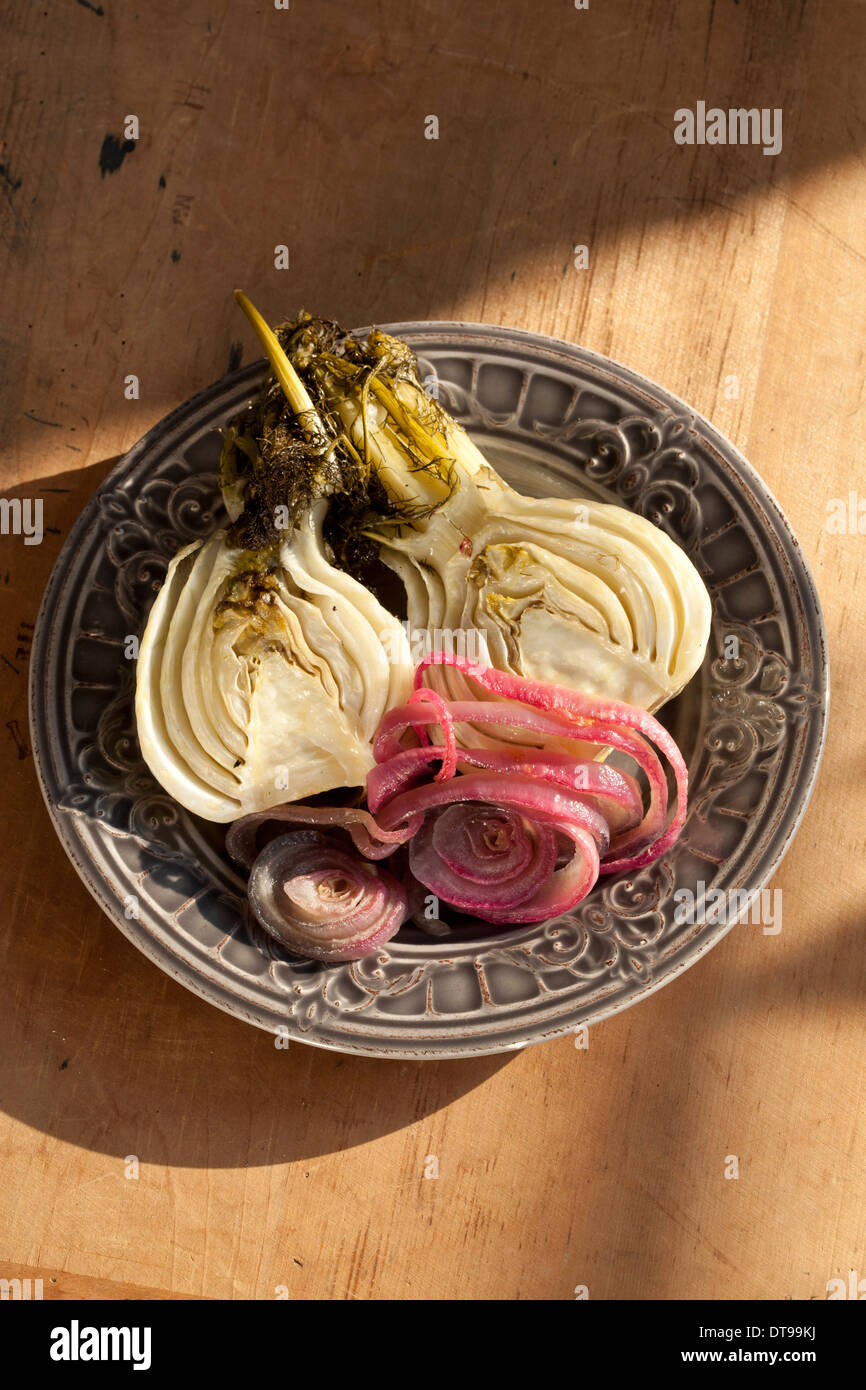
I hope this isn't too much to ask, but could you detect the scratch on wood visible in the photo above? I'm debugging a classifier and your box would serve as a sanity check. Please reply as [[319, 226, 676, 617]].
[[6, 719, 29, 759], [0, 163, 22, 194], [23, 411, 61, 428]]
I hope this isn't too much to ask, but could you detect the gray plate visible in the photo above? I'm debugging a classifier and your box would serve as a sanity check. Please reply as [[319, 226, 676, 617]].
[[29, 323, 829, 1058]]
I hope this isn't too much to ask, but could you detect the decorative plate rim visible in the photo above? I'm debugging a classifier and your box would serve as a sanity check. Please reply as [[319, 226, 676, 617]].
[[29, 321, 830, 1059]]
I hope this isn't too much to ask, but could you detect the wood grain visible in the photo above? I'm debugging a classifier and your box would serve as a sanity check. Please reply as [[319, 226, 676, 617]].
[[1, 0, 863, 1301]]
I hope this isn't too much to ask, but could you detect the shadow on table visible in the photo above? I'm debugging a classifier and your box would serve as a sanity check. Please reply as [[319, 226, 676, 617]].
[[1, 460, 517, 1168], [3, 889, 517, 1167], [2, 829, 861, 1174], [579, 889, 862, 1299]]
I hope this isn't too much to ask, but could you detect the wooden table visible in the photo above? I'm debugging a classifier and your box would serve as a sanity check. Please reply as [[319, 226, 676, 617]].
[[2, 0, 863, 1301]]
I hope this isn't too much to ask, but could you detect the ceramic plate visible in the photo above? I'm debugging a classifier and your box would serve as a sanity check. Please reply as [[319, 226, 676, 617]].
[[29, 323, 828, 1058]]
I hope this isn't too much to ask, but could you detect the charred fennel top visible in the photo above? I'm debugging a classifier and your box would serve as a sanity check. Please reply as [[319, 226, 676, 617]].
[[219, 312, 457, 584]]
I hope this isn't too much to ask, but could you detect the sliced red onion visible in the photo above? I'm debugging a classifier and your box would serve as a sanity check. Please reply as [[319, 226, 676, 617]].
[[247, 830, 408, 962], [367, 738, 643, 836], [456, 750, 642, 835], [366, 744, 445, 811], [374, 769, 611, 859], [488, 824, 599, 924], [410, 806, 600, 925], [227, 652, 690, 951], [410, 805, 558, 914], [411, 654, 688, 871], [374, 696, 668, 859], [375, 697, 651, 762], [408, 686, 456, 781], [432, 804, 535, 882]]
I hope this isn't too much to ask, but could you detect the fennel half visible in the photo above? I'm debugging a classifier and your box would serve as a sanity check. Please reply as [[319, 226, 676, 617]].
[[136, 500, 412, 820]]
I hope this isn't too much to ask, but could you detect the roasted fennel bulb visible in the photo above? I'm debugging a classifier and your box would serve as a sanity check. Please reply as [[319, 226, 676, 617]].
[[233, 295, 711, 716]]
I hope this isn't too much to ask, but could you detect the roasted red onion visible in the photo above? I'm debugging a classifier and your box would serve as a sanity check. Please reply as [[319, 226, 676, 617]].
[[408, 803, 601, 923], [247, 830, 408, 962], [409, 654, 688, 873], [229, 652, 689, 948]]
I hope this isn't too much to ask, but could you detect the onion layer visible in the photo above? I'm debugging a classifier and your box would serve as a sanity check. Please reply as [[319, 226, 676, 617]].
[[409, 804, 600, 923], [226, 801, 417, 869]]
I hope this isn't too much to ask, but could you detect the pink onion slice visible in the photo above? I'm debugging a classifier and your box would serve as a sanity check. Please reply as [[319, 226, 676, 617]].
[[226, 801, 419, 869], [483, 824, 599, 924], [450, 749, 643, 836], [366, 745, 446, 812], [369, 719, 643, 835], [411, 654, 688, 871], [410, 809, 600, 925], [431, 804, 534, 882], [408, 686, 456, 781], [374, 696, 669, 860], [373, 769, 611, 858], [410, 806, 559, 914], [248, 830, 408, 962]]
